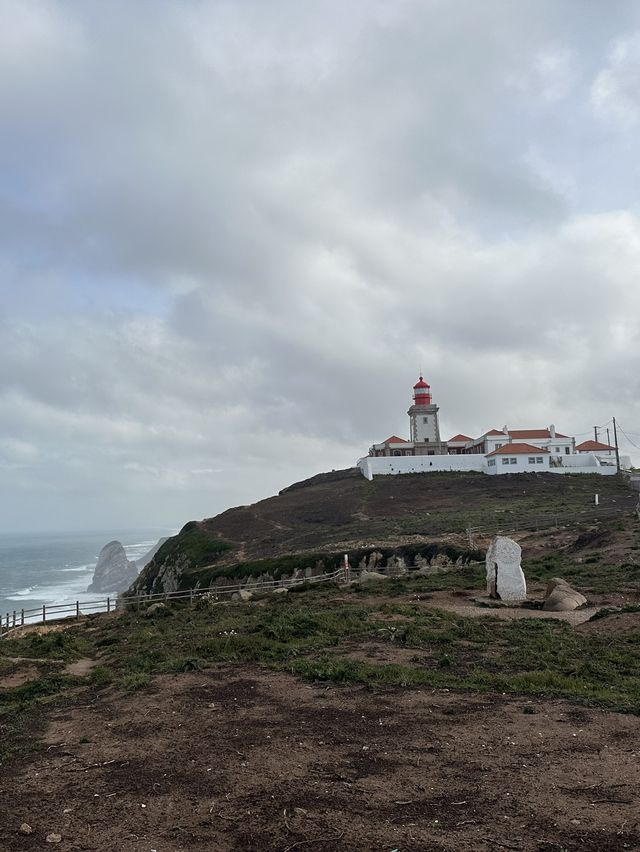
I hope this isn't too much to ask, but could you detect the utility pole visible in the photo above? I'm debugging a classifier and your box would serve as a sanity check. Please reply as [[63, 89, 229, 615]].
[[606, 427, 612, 455], [612, 417, 621, 473], [593, 426, 599, 442]]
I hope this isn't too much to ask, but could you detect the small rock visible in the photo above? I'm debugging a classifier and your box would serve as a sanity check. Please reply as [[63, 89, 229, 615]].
[[357, 571, 388, 584], [46, 834, 62, 844], [19, 823, 33, 835], [238, 589, 253, 602], [144, 602, 168, 618], [272, 587, 288, 595]]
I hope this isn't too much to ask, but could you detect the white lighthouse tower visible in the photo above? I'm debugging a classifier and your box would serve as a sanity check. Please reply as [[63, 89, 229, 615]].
[[408, 375, 443, 454]]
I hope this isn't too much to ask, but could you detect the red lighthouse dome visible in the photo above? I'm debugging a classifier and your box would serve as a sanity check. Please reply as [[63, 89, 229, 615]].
[[412, 375, 432, 406]]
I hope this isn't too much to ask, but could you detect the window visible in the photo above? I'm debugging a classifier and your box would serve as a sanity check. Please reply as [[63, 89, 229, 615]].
[[554, 447, 560, 452], [495, 443, 503, 449], [528, 457, 535, 464], [423, 416, 428, 423], [393, 450, 401, 456], [510, 458, 517, 464], [502, 458, 510, 465], [536, 457, 543, 463], [565, 447, 570, 454], [488, 458, 496, 467]]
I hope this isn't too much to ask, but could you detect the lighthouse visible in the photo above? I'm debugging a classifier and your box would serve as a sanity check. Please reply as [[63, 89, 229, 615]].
[[408, 375, 443, 454]]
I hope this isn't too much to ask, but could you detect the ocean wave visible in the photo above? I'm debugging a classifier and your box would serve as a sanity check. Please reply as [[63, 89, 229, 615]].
[[9, 586, 36, 597]]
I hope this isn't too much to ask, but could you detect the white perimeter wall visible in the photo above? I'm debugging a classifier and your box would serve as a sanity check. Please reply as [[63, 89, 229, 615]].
[[357, 455, 485, 480], [357, 454, 623, 480]]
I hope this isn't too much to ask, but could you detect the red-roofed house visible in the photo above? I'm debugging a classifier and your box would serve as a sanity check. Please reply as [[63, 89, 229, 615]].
[[485, 443, 550, 474], [461, 425, 575, 458], [576, 440, 615, 454], [447, 434, 474, 455]]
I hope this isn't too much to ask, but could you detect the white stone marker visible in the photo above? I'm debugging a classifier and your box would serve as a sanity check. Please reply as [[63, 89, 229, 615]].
[[485, 536, 526, 601]]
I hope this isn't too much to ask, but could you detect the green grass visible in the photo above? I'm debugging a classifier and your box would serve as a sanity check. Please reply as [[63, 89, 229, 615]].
[[2, 566, 640, 764], [523, 553, 640, 593], [151, 523, 233, 572]]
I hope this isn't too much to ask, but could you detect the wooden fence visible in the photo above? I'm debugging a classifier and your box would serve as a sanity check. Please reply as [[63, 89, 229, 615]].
[[0, 567, 347, 639], [465, 501, 637, 543], [3, 498, 636, 639]]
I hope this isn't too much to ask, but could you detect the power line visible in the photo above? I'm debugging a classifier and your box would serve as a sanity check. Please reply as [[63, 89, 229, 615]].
[[616, 424, 640, 451]]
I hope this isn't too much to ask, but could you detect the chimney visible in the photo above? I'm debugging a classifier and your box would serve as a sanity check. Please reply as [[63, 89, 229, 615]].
[[550, 424, 556, 438]]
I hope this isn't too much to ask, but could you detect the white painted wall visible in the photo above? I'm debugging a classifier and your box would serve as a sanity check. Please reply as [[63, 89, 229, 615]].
[[357, 453, 622, 480], [357, 454, 485, 480], [486, 454, 549, 475]]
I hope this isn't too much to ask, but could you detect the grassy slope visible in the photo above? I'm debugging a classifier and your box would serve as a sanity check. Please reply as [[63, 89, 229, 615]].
[[131, 470, 638, 593], [2, 535, 640, 763]]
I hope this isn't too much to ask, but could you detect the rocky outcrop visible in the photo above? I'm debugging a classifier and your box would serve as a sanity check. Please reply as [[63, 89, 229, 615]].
[[87, 541, 138, 594], [135, 537, 169, 570], [88, 537, 170, 594]]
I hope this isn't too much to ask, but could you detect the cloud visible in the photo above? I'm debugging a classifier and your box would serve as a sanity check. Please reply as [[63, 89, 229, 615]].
[[1, 0, 640, 531], [591, 31, 640, 128]]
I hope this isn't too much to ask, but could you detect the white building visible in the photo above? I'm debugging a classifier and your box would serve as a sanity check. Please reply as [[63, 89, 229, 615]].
[[461, 427, 574, 458], [359, 374, 628, 479], [485, 443, 550, 474]]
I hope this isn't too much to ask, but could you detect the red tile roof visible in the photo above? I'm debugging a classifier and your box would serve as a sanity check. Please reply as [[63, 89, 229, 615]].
[[383, 435, 408, 444], [486, 443, 550, 457], [448, 434, 473, 443], [509, 429, 569, 440], [484, 429, 507, 436], [575, 440, 616, 452]]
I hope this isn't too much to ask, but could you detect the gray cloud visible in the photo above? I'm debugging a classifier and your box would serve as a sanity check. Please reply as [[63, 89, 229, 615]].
[[1, 0, 640, 531]]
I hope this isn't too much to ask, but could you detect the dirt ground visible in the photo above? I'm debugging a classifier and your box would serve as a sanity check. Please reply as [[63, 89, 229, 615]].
[[2, 666, 639, 852]]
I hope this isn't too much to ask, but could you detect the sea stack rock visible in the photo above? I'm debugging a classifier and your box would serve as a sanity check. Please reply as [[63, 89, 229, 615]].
[[87, 541, 138, 593]]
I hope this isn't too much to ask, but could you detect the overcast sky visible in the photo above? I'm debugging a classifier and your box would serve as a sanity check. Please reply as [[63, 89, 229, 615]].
[[2, 0, 640, 532]]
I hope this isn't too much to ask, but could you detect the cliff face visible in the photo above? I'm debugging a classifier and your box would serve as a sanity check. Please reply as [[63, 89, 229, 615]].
[[127, 468, 635, 596], [88, 541, 138, 594]]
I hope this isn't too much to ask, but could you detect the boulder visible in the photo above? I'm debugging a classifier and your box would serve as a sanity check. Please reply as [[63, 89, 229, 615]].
[[412, 565, 438, 577], [145, 602, 169, 617], [238, 589, 253, 602], [543, 579, 587, 612], [272, 587, 289, 595], [358, 571, 388, 584], [485, 536, 526, 601]]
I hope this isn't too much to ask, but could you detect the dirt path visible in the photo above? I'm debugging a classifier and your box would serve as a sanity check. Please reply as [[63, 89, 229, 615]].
[[2, 667, 638, 851]]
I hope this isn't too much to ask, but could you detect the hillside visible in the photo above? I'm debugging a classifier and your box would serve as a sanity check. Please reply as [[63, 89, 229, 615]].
[[2, 473, 640, 850], [129, 469, 638, 595]]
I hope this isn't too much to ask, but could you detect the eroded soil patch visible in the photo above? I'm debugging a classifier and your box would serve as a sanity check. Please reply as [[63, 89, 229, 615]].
[[2, 667, 639, 851]]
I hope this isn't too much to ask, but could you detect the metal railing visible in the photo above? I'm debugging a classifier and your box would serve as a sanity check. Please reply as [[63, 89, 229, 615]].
[[0, 567, 347, 639]]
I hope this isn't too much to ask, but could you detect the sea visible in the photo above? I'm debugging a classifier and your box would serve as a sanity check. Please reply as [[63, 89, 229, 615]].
[[0, 528, 176, 621]]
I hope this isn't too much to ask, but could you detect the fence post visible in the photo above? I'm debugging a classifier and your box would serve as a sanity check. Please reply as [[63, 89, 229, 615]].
[[21, 609, 24, 626], [42, 604, 46, 624], [107, 597, 111, 614], [76, 601, 80, 620], [12, 611, 16, 628]]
